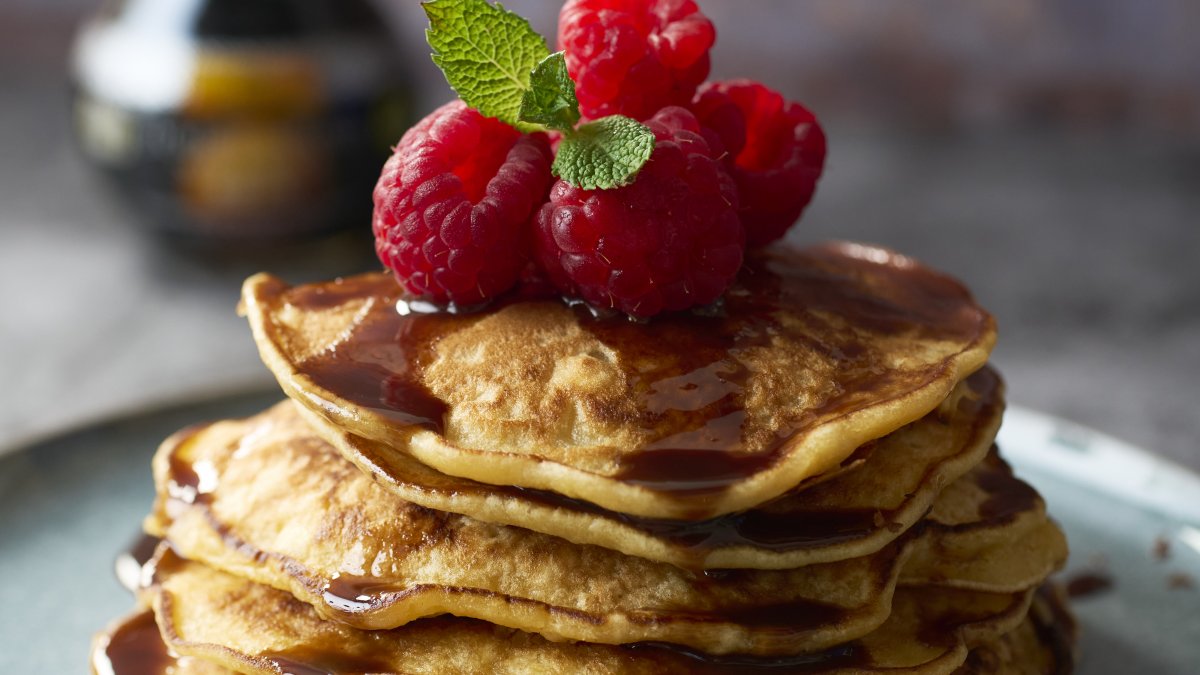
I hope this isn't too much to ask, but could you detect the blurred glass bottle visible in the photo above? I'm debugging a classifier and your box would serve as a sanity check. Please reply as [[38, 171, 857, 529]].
[[70, 0, 412, 242]]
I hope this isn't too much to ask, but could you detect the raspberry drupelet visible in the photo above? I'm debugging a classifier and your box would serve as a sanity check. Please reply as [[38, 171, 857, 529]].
[[692, 80, 826, 246], [534, 106, 743, 318], [373, 101, 553, 306], [558, 0, 715, 121]]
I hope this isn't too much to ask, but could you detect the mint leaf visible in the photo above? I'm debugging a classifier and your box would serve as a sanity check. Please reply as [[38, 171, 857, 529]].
[[517, 52, 580, 133], [423, 0, 550, 124], [553, 115, 656, 190]]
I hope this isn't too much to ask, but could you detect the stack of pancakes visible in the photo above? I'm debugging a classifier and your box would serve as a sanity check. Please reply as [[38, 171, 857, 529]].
[[92, 243, 1076, 674]]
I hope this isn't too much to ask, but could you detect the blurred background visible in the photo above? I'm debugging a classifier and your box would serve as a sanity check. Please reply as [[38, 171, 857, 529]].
[[1, 0, 1197, 468]]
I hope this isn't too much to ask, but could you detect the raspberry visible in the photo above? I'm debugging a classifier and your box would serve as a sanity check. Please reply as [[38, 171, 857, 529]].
[[692, 80, 826, 246], [558, 0, 715, 121], [373, 101, 553, 305], [534, 107, 743, 318]]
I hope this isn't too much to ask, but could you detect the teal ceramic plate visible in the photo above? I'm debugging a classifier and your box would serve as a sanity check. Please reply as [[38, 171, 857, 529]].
[[0, 398, 1197, 673]]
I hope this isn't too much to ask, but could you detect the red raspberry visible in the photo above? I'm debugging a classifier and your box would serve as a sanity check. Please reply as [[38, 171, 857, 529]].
[[558, 0, 715, 121], [692, 80, 827, 247], [373, 101, 553, 305], [534, 107, 743, 318]]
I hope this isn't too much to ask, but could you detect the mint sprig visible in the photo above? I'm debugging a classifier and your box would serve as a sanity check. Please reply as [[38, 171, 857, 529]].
[[552, 116, 655, 191], [422, 0, 655, 190], [424, 0, 546, 125], [518, 52, 580, 133]]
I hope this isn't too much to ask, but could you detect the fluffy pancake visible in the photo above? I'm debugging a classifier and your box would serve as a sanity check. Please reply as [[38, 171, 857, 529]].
[[145, 398, 1064, 655], [903, 453, 1066, 593], [145, 550, 1034, 675], [243, 242, 996, 519], [244, 364, 1003, 570], [954, 586, 1076, 674]]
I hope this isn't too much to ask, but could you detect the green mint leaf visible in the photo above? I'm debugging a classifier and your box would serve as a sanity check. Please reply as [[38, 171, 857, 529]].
[[553, 115, 656, 190], [517, 52, 580, 133], [423, 0, 550, 124]]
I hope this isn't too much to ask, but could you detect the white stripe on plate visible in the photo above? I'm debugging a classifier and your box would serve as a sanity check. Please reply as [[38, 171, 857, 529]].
[[999, 405, 1200, 526]]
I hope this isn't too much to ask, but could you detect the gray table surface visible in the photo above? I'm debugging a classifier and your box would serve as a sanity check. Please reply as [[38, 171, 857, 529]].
[[1, 14, 1198, 472]]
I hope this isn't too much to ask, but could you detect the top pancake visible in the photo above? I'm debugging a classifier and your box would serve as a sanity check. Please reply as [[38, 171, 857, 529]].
[[244, 242, 996, 518]]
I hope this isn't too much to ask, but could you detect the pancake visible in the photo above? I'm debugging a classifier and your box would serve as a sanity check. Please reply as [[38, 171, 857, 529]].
[[954, 586, 1077, 674], [215, 365, 1004, 571], [902, 453, 1067, 593], [145, 397, 1064, 655], [91, 584, 1070, 675], [145, 550, 1035, 674], [90, 607, 1070, 675], [243, 242, 996, 519]]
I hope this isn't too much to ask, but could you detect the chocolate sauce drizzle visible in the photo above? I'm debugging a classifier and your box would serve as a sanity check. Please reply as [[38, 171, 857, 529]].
[[1032, 585, 1079, 675], [976, 453, 1041, 522], [92, 611, 174, 675], [264, 650, 394, 675], [1064, 571, 1114, 598], [623, 640, 868, 673], [115, 533, 163, 593], [276, 243, 990, 498]]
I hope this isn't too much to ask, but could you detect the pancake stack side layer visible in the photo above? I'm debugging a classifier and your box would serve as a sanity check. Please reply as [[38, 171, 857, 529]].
[[92, 242, 1077, 674]]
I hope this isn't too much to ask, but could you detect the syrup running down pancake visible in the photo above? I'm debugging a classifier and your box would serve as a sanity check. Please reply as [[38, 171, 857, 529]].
[[243, 242, 996, 519], [91, 610, 235, 675]]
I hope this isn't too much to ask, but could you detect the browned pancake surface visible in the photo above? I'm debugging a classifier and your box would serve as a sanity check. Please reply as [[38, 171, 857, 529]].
[[244, 242, 996, 518]]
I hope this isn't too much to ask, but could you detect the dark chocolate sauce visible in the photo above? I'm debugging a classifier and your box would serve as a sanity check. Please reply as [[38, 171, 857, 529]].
[[166, 447, 216, 506], [1153, 536, 1171, 561], [1167, 572, 1195, 590], [323, 570, 856, 634], [1064, 571, 1114, 598], [975, 453, 1041, 522], [265, 649, 394, 675], [659, 598, 847, 631], [258, 630, 869, 675], [323, 575, 403, 613], [92, 611, 174, 675], [277, 243, 989, 498], [636, 507, 891, 552], [497, 481, 891, 553], [1032, 585, 1079, 675], [286, 275, 451, 432], [115, 533, 163, 593], [624, 640, 868, 673]]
